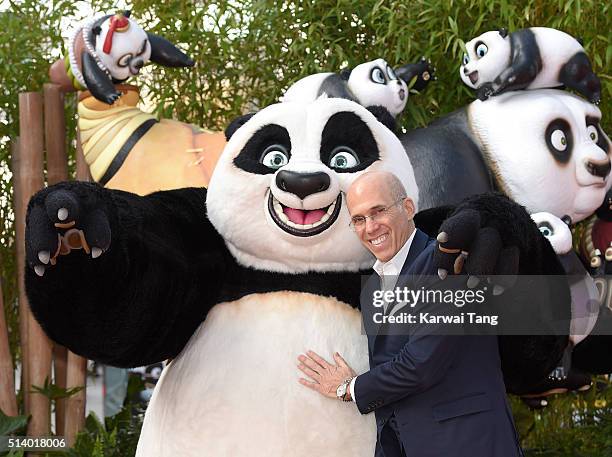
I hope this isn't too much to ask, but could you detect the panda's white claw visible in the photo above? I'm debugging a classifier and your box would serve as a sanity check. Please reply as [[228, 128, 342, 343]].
[[38, 251, 50, 265], [57, 207, 69, 221], [467, 275, 480, 288], [437, 232, 448, 243], [493, 285, 505, 296], [438, 268, 448, 280], [34, 265, 45, 277], [91, 247, 103, 259]]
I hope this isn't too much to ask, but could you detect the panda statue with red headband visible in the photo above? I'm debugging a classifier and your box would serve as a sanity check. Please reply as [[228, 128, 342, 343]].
[[50, 11, 194, 104]]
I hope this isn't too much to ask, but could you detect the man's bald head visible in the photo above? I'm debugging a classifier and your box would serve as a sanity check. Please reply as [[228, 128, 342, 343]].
[[347, 171, 408, 206], [346, 171, 416, 262]]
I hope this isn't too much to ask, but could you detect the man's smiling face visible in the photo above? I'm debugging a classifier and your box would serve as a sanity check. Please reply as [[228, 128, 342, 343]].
[[346, 172, 415, 262]]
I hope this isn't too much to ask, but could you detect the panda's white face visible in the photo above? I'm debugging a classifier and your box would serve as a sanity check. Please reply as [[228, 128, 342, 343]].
[[530, 212, 573, 255], [348, 58, 408, 117], [469, 89, 611, 223], [206, 98, 419, 273], [460, 31, 511, 89], [95, 18, 151, 81]]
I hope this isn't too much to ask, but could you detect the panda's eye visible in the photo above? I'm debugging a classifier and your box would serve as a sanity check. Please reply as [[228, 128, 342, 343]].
[[329, 147, 359, 169], [117, 53, 132, 67], [260, 145, 289, 169], [371, 67, 386, 84], [538, 222, 554, 238], [545, 118, 573, 163], [462, 53, 469, 66], [551, 130, 568, 151], [386, 66, 397, 81], [475, 42, 488, 58], [137, 39, 148, 56], [587, 125, 599, 143]]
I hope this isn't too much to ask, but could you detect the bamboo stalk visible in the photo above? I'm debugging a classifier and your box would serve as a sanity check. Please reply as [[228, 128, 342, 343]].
[[43, 83, 69, 435], [0, 276, 17, 416], [63, 128, 88, 446], [18, 92, 52, 438]]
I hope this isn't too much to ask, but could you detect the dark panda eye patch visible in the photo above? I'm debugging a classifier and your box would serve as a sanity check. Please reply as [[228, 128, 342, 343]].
[[545, 118, 573, 163], [233, 124, 291, 175], [320, 112, 380, 173], [586, 116, 610, 154]]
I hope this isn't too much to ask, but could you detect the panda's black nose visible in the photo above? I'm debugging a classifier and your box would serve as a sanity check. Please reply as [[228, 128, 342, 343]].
[[133, 59, 144, 70], [276, 170, 330, 200], [585, 158, 611, 179], [463, 67, 469, 75]]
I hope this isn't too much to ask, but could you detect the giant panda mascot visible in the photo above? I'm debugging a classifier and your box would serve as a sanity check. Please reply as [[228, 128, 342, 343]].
[[24, 97, 569, 456]]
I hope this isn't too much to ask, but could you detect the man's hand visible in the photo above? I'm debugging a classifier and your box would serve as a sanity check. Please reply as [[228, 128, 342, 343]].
[[297, 350, 356, 399]]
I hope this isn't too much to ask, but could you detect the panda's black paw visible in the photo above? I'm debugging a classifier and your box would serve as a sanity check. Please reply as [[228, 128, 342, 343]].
[[433, 207, 519, 293], [26, 183, 111, 276], [103, 91, 122, 105], [476, 83, 494, 101]]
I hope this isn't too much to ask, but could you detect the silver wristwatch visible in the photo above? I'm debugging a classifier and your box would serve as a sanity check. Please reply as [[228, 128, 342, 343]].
[[336, 377, 355, 402]]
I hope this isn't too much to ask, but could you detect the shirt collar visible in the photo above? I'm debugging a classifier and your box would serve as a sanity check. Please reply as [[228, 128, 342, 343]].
[[372, 228, 417, 278]]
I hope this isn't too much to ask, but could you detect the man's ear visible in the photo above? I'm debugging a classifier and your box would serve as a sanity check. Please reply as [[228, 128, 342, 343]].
[[366, 105, 396, 133], [403, 197, 416, 219], [225, 113, 256, 141], [146, 33, 195, 68]]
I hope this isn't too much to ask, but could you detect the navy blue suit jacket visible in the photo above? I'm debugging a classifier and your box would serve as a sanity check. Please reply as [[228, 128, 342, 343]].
[[354, 229, 523, 457]]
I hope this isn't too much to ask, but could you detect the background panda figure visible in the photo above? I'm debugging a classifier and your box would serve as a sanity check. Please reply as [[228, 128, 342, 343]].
[[50, 11, 194, 104], [460, 27, 601, 104], [24, 98, 568, 456], [282, 57, 434, 117], [401, 89, 611, 223]]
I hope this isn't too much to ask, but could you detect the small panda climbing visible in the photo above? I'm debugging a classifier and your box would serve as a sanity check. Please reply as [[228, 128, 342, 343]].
[[50, 11, 194, 105], [282, 57, 435, 117], [460, 27, 601, 104]]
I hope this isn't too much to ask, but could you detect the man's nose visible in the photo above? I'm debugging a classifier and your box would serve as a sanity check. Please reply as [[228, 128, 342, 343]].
[[364, 216, 380, 232]]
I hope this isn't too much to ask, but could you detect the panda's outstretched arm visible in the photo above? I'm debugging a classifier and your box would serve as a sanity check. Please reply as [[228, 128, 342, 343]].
[[483, 29, 542, 99], [25, 182, 228, 367]]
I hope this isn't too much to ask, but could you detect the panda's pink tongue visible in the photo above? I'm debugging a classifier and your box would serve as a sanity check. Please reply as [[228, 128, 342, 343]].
[[283, 207, 326, 225]]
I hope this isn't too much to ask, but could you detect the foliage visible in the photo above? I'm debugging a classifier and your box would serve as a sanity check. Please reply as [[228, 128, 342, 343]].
[[0, 0, 611, 455], [58, 374, 146, 457]]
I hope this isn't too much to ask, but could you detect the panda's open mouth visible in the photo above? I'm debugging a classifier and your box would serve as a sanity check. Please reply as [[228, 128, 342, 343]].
[[268, 193, 342, 237], [468, 71, 479, 85]]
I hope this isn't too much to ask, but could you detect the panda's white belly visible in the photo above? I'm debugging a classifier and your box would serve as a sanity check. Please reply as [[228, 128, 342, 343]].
[[136, 291, 376, 457]]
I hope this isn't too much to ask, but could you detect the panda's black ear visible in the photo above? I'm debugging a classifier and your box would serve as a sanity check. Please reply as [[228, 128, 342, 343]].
[[225, 113, 256, 141], [147, 33, 195, 68], [366, 106, 396, 133], [339, 68, 352, 80], [123, 10, 131, 18], [92, 25, 102, 36], [499, 28, 509, 38]]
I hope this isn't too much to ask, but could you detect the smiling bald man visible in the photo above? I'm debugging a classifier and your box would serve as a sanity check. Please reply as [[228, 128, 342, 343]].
[[297, 171, 523, 457]]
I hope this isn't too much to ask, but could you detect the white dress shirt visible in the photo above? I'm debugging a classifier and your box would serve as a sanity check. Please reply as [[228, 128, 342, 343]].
[[350, 228, 416, 403]]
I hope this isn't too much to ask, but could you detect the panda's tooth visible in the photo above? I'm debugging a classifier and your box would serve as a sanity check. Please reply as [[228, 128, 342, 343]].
[[311, 220, 322, 227], [286, 220, 298, 228], [326, 203, 335, 215], [320, 213, 330, 222], [303, 224, 313, 229], [279, 212, 289, 223]]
